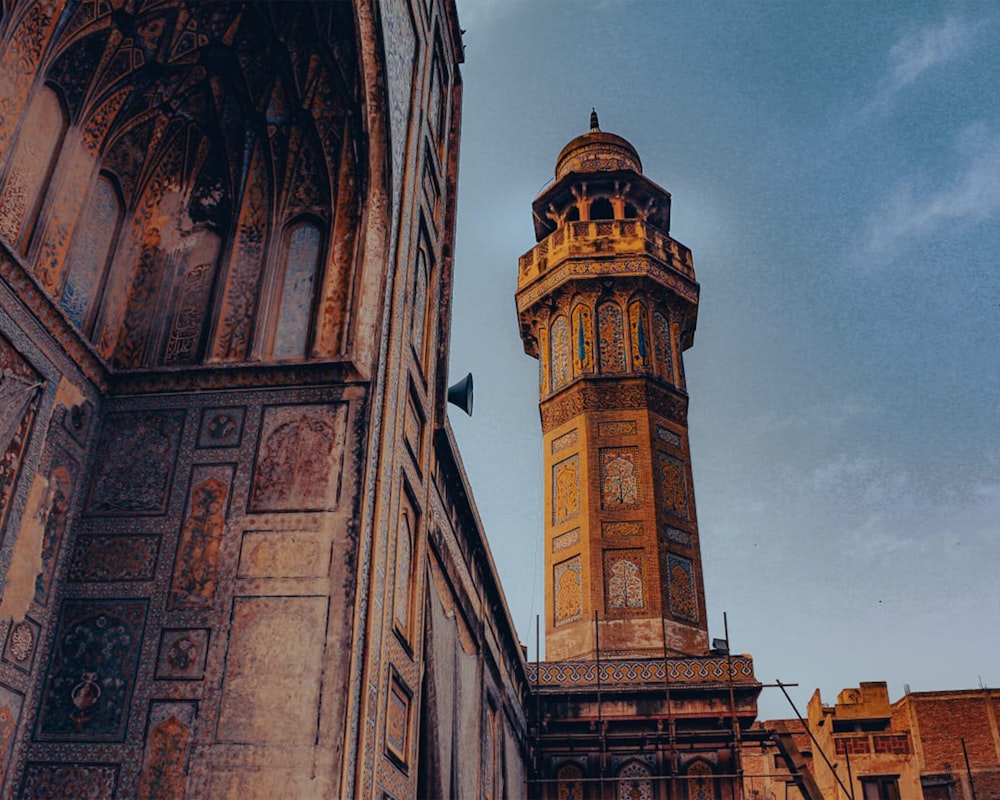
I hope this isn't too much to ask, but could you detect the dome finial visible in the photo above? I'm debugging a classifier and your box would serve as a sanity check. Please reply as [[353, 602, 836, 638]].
[[590, 107, 599, 131]]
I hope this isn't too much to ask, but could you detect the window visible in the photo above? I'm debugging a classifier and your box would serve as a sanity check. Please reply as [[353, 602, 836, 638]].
[[60, 174, 123, 335], [271, 220, 322, 359], [590, 197, 614, 220], [410, 241, 434, 370], [628, 301, 649, 371], [393, 508, 414, 635], [652, 311, 674, 383], [483, 702, 501, 800], [617, 760, 653, 800], [861, 776, 901, 800], [0, 85, 68, 251], [571, 304, 594, 375]]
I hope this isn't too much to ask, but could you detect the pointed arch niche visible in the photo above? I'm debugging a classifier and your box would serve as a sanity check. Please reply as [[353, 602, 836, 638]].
[[267, 218, 325, 360], [597, 301, 626, 373], [59, 173, 123, 335], [616, 759, 653, 800], [0, 84, 68, 251], [4, 3, 367, 369], [684, 759, 718, 800]]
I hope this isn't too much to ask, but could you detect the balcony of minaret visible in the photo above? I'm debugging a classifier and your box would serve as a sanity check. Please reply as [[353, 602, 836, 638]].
[[517, 218, 693, 286]]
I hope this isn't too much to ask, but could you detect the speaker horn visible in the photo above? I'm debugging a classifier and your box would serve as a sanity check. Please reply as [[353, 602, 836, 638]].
[[447, 372, 474, 417]]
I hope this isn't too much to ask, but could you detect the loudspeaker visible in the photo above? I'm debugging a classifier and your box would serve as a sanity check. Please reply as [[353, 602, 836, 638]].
[[447, 372, 474, 417]]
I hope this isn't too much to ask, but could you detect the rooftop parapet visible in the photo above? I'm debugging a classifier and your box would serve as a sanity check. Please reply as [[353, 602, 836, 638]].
[[527, 655, 757, 691]]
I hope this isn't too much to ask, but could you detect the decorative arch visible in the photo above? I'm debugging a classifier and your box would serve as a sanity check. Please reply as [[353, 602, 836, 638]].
[[571, 303, 594, 375], [597, 301, 626, 373], [550, 315, 571, 390], [410, 236, 435, 371], [537, 325, 550, 394], [394, 505, 415, 635], [267, 217, 325, 360], [557, 763, 584, 800], [652, 310, 674, 383], [589, 196, 614, 221], [0, 1, 65, 166], [13, 1, 366, 368], [616, 759, 653, 800], [59, 173, 124, 335], [684, 759, 717, 800], [0, 84, 68, 251], [628, 300, 650, 371]]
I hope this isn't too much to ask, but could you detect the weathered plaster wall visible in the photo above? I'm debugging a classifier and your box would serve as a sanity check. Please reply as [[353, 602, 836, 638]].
[[0, 2, 535, 798]]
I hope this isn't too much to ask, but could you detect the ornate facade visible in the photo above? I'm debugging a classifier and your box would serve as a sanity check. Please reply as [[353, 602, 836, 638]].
[[518, 113, 773, 800], [516, 111, 709, 663], [0, 3, 975, 799], [0, 1, 529, 797]]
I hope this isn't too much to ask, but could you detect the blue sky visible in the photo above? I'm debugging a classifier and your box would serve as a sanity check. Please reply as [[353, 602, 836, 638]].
[[447, 1, 1000, 719]]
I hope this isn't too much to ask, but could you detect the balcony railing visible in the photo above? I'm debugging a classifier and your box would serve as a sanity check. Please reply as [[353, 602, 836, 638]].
[[518, 219, 694, 282]]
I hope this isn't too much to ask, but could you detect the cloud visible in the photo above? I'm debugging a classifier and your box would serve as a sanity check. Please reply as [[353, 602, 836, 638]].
[[865, 124, 1000, 258], [861, 15, 985, 113], [454, 0, 522, 28], [886, 16, 980, 92]]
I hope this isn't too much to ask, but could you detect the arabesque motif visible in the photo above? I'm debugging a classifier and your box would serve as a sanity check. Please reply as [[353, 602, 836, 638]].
[[657, 451, 688, 519], [605, 551, 644, 611], [597, 302, 625, 372], [168, 466, 234, 609], [552, 455, 580, 524], [601, 447, 639, 508], [667, 554, 698, 622], [554, 557, 583, 625], [550, 315, 571, 389]]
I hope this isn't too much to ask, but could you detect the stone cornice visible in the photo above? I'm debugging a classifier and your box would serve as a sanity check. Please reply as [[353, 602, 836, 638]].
[[516, 253, 699, 315], [107, 360, 368, 396]]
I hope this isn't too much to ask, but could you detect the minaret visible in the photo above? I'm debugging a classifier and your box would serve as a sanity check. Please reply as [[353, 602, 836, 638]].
[[517, 113, 709, 661]]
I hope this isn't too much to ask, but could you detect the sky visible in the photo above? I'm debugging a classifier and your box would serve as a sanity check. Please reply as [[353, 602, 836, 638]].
[[445, 0, 1000, 721]]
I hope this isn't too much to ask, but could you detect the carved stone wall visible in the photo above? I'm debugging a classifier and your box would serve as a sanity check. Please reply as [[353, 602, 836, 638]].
[[0, 2, 535, 798], [5, 387, 365, 798]]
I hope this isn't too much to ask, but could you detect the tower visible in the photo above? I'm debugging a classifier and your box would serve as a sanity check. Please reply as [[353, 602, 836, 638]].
[[517, 112, 709, 661]]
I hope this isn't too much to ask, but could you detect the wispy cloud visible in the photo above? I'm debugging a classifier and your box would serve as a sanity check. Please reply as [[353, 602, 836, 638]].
[[862, 15, 984, 113], [887, 16, 980, 92], [865, 124, 1000, 258], [454, 0, 521, 29]]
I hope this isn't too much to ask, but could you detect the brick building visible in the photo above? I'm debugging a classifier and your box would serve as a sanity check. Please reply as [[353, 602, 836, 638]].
[[746, 683, 1000, 800]]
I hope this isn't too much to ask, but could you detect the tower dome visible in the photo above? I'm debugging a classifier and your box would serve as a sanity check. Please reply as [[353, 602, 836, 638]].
[[554, 110, 642, 179], [531, 112, 670, 240]]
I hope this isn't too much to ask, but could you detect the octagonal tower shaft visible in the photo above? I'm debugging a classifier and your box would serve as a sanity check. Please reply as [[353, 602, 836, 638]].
[[516, 119, 710, 661]]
